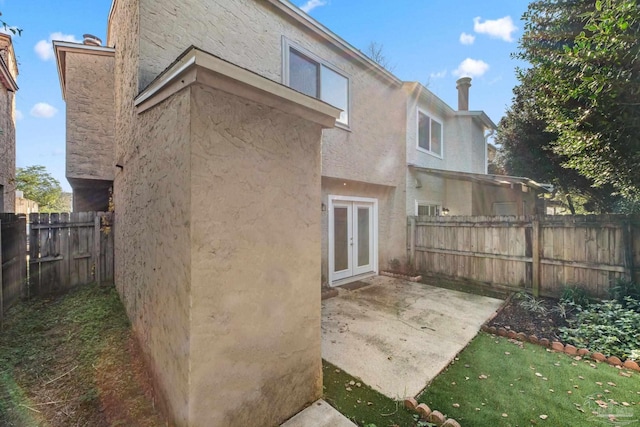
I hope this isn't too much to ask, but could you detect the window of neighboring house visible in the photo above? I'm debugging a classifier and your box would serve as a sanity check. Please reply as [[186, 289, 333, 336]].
[[416, 203, 441, 216], [417, 110, 443, 157], [284, 41, 349, 126]]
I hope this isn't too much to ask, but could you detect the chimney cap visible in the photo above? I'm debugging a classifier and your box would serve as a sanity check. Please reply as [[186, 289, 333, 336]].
[[456, 77, 472, 88], [82, 34, 102, 46]]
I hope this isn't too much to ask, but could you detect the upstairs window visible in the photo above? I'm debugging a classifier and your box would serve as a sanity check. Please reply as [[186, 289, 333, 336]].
[[417, 110, 443, 157], [284, 40, 349, 126]]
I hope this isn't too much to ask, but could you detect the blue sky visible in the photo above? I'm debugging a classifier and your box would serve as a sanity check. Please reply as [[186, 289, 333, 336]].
[[4, 0, 529, 192]]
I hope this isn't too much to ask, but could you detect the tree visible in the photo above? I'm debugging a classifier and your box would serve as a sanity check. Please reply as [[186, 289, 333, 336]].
[[496, 70, 619, 213], [365, 41, 395, 72], [515, 0, 640, 203], [16, 166, 65, 212], [0, 12, 22, 36]]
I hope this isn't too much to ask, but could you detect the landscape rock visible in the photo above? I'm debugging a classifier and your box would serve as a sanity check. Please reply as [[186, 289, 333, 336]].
[[427, 410, 446, 425], [416, 403, 432, 418], [404, 397, 418, 411]]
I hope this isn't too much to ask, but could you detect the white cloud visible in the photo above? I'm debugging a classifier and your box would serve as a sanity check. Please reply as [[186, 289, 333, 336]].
[[459, 32, 475, 45], [30, 102, 58, 118], [453, 58, 489, 78], [473, 16, 517, 42], [15, 110, 23, 120], [299, 0, 327, 13], [34, 32, 82, 61], [430, 69, 447, 79]]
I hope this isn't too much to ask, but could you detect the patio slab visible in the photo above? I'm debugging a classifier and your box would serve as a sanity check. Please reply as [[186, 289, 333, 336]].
[[280, 400, 357, 427], [321, 275, 503, 399]]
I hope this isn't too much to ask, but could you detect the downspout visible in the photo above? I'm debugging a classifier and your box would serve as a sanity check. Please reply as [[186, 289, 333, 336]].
[[484, 129, 495, 174]]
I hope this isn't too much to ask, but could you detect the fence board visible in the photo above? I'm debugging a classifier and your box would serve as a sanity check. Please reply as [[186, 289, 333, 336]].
[[409, 214, 638, 299], [1, 214, 27, 319], [26, 211, 113, 299]]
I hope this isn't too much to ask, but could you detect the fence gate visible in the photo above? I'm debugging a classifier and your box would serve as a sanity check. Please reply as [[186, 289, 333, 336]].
[[0, 213, 27, 318], [28, 212, 114, 297]]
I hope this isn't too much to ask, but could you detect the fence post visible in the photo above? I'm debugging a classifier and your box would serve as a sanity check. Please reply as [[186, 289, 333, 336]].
[[623, 217, 634, 283], [94, 213, 102, 286], [409, 216, 416, 268], [532, 217, 541, 297]]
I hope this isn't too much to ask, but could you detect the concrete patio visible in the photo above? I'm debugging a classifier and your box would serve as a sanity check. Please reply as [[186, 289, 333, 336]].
[[322, 275, 504, 399]]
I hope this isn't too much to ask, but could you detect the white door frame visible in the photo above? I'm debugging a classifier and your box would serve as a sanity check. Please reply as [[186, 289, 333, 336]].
[[328, 195, 378, 286]]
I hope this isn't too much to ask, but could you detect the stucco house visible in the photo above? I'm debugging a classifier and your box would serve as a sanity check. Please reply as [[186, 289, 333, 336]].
[[0, 34, 18, 213], [53, 1, 546, 425]]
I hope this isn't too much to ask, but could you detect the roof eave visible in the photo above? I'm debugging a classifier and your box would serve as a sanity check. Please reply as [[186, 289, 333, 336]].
[[53, 41, 115, 100]]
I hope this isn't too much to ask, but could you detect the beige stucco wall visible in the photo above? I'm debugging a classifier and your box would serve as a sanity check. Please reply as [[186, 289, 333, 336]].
[[65, 51, 115, 182], [188, 84, 324, 426], [113, 0, 409, 281], [133, 0, 405, 185], [0, 84, 15, 212], [113, 86, 192, 424]]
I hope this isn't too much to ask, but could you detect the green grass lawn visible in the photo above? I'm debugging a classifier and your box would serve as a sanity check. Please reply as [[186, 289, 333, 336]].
[[419, 333, 640, 427], [0, 284, 164, 426], [323, 360, 420, 427]]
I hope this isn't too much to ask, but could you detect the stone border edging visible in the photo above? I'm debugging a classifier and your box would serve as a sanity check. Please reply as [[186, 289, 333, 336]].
[[402, 397, 461, 427], [480, 324, 640, 372], [379, 271, 422, 282]]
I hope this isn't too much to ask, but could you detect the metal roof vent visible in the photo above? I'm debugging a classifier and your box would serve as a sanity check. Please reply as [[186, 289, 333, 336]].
[[83, 34, 102, 46]]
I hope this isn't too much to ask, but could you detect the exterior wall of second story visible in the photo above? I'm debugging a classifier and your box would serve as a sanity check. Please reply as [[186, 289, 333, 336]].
[[0, 34, 17, 213], [62, 49, 115, 184], [108, 0, 406, 188], [404, 82, 491, 175]]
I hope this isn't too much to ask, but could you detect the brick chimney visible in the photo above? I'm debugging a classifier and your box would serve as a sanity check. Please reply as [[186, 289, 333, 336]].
[[456, 77, 472, 111]]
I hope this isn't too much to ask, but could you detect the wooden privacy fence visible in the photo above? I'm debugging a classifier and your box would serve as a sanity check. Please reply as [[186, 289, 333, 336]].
[[408, 215, 640, 299], [29, 212, 114, 297], [0, 213, 27, 318]]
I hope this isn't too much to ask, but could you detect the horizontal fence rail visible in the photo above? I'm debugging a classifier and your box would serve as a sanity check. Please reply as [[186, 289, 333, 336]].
[[408, 215, 640, 299]]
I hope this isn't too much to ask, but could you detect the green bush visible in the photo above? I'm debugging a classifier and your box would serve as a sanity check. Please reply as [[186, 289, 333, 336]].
[[608, 279, 640, 308], [559, 298, 640, 360], [560, 285, 590, 308]]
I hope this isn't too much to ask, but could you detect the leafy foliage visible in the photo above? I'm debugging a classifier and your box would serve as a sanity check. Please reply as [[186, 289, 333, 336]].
[[559, 298, 640, 359], [608, 279, 640, 307], [516, 292, 548, 315], [501, 0, 640, 209], [15, 165, 65, 213]]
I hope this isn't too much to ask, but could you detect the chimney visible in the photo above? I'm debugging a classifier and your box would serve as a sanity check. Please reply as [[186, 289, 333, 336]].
[[456, 77, 472, 111], [83, 34, 102, 46]]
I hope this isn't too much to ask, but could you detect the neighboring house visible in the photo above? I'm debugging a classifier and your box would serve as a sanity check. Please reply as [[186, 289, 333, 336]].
[[54, 1, 546, 425], [54, 35, 115, 212], [0, 34, 18, 213], [405, 79, 544, 218], [14, 190, 38, 215]]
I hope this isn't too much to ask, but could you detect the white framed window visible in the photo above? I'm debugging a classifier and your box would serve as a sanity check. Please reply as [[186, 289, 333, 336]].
[[417, 109, 443, 157], [415, 201, 441, 216], [283, 39, 350, 126]]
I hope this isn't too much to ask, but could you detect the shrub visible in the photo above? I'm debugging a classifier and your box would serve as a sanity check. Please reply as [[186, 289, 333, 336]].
[[560, 285, 590, 308], [559, 298, 640, 360], [609, 279, 640, 308], [515, 292, 548, 315]]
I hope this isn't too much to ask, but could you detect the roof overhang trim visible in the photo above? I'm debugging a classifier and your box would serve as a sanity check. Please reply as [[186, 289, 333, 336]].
[[408, 164, 550, 192], [53, 41, 115, 100], [134, 46, 341, 128]]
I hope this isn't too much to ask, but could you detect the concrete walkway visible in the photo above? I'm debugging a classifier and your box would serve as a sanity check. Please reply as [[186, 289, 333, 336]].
[[280, 400, 357, 427], [322, 275, 503, 399]]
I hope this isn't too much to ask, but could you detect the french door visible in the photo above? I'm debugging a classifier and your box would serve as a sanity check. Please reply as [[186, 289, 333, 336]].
[[329, 196, 377, 285]]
